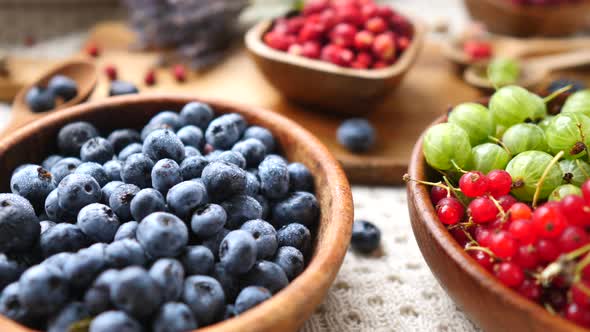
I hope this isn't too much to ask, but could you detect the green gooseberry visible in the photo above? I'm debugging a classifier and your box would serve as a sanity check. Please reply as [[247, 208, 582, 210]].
[[562, 90, 590, 117], [560, 159, 590, 187], [537, 116, 554, 131], [448, 103, 495, 146], [548, 184, 582, 202], [471, 143, 510, 174], [487, 58, 520, 88], [545, 113, 590, 159], [489, 85, 538, 128], [423, 123, 472, 171], [505, 150, 563, 202], [502, 123, 547, 155], [530, 93, 547, 121]]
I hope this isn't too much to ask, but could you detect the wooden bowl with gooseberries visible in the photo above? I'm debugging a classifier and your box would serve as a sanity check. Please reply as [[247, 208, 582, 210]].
[[0, 94, 354, 332], [406, 114, 588, 332], [463, 0, 590, 37]]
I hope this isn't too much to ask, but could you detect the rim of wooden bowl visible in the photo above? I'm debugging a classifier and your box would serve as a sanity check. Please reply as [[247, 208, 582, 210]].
[[407, 114, 588, 332], [0, 94, 354, 332], [244, 11, 426, 80], [479, 0, 590, 14]]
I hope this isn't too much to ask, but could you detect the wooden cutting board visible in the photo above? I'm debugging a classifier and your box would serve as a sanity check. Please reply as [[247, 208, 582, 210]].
[[4, 22, 589, 184]]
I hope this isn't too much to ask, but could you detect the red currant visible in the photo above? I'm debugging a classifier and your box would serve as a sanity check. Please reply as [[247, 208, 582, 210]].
[[509, 202, 532, 221], [572, 281, 590, 308], [459, 171, 489, 198], [494, 262, 524, 288], [450, 228, 469, 247], [518, 279, 542, 302], [536, 239, 561, 262], [497, 195, 517, 212], [514, 245, 539, 269], [508, 219, 537, 245], [474, 226, 493, 247], [430, 186, 450, 205], [86, 43, 100, 57], [560, 194, 590, 227], [583, 179, 590, 205], [565, 303, 590, 327], [532, 202, 567, 239], [468, 197, 498, 224], [469, 249, 494, 271], [104, 65, 117, 81], [463, 40, 492, 60], [489, 231, 517, 259], [486, 170, 512, 197], [435, 197, 464, 225], [558, 225, 589, 253]]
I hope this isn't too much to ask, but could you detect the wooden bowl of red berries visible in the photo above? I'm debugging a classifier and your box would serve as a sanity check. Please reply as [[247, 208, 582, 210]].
[[245, 0, 425, 114], [406, 84, 590, 331], [464, 0, 590, 37]]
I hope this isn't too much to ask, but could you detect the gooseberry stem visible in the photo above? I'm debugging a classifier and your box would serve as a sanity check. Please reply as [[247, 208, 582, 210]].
[[488, 135, 512, 156], [577, 159, 590, 179], [543, 85, 572, 104], [450, 160, 467, 174], [532, 150, 564, 208]]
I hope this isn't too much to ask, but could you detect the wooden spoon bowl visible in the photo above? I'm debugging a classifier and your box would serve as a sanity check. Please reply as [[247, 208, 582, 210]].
[[463, 0, 590, 37], [6, 59, 97, 136], [406, 115, 587, 332], [0, 94, 353, 332]]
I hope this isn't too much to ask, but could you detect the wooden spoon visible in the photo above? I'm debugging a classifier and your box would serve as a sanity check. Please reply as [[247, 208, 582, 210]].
[[464, 49, 590, 90], [4, 59, 97, 136]]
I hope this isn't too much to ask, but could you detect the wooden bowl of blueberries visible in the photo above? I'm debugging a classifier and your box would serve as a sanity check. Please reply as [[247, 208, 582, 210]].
[[245, 0, 425, 113], [0, 94, 353, 331]]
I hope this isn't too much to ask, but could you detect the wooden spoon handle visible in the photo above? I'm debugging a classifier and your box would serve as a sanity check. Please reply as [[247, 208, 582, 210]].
[[529, 49, 590, 72]]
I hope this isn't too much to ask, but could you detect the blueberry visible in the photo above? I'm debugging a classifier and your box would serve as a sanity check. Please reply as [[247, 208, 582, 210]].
[[152, 158, 182, 194], [287, 162, 314, 192], [0, 193, 39, 252], [201, 228, 229, 260], [273, 246, 304, 280], [272, 191, 319, 228], [205, 150, 223, 161], [89, 310, 142, 332], [219, 230, 257, 274], [0, 254, 23, 290], [149, 111, 184, 131], [10, 164, 55, 212], [351, 220, 381, 254], [39, 220, 56, 234], [167, 181, 207, 219], [57, 121, 99, 156], [77, 203, 121, 243], [47, 75, 78, 101], [234, 286, 271, 314], [101, 181, 123, 204], [182, 275, 225, 326], [180, 156, 209, 180], [201, 161, 247, 202], [205, 115, 241, 149], [141, 122, 173, 141], [105, 239, 146, 268], [153, 302, 198, 332], [81, 137, 115, 164], [121, 153, 154, 189], [220, 195, 263, 229], [130, 188, 166, 222], [110, 266, 162, 317], [190, 204, 227, 239], [211, 263, 240, 303], [184, 146, 201, 158], [223, 304, 237, 320], [108, 80, 139, 96], [232, 138, 267, 168], [243, 126, 275, 152], [548, 78, 586, 93], [180, 245, 214, 276], [118, 143, 143, 161], [84, 269, 118, 315], [47, 301, 90, 332], [109, 183, 140, 221], [50, 157, 82, 184], [215, 151, 246, 169], [42, 155, 63, 170], [276, 223, 311, 255], [63, 243, 107, 290], [137, 212, 188, 258], [337, 118, 376, 152], [240, 219, 277, 259], [40, 224, 89, 257], [224, 113, 247, 135], [18, 264, 68, 315], [241, 260, 288, 294], [57, 173, 101, 212], [107, 129, 141, 154], [103, 160, 123, 181], [177, 125, 204, 149], [0, 282, 35, 325], [26, 86, 55, 112], [149, 258, 185, 302], [180, 102, 214, 130], [143, 129, 185, 163], [245, 172, 260, 196], [114, 221, 138, 241], [42, 252, 73, 271], [75, 162, 110, 187], [258, 155, 289, 200], [254, 194, 270, 220]]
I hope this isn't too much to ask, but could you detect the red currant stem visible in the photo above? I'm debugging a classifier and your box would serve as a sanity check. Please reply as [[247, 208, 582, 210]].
[[464, 245, 498, 260], [542, 85, 572, 104], [576, 280, 590, 299], [402, 174, 452, 190], [532, 150, 564, 208], [575, 254, 590, 284], [443, 176, 470, 206], [450, 160, 467, 174], [447, 219, 475, 231], [487, 135, 512, 156], [488, 195, 506, 221], [544, 303, 556, 316], [538, 243, 590, 286]]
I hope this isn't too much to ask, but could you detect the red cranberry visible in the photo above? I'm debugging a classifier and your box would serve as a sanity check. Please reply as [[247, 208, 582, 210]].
[[321, 45, 353, 67], [104, 65, 117, 81], [376, 5, 394, 20], [336, 5, 364, 26], [372, 61, 389, 69], [355, 52, 373, 67], [86, 43, 100, 57], [366, 17, 387, 34], [301, 41, 321, 59], [144, 70, 156, 86], [354, 30, 375, 50], [298, 22, 325, 43], [288, 44, 304, 56], [396, 36, 410, 51], [372, 33, 396, 61], [264, 31, 291, 51], [172, 64, 187, 82], [303, 0, 329, 16], [330, 23, 357, 48], [463, 40, 493, 60], [361, 3, 379, 19], [287, 17, 305, 34]]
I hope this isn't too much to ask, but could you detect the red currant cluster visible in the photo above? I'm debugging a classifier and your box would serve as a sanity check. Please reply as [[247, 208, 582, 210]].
[[462, 40, 493, 61], [429, 171, 590, 327], [263, 0, 413, 70]]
